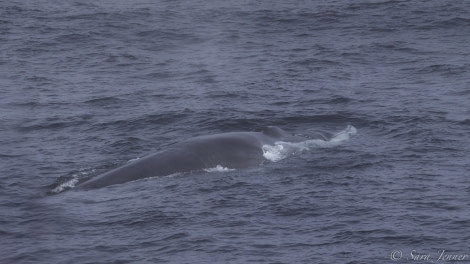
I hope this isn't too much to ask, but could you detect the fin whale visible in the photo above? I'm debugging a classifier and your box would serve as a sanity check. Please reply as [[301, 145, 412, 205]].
[[77, 126, 293, 190]]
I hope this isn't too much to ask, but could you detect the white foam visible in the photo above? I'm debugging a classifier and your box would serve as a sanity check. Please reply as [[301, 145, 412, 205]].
[[50, 168, 96, 194], [262, 125, 357, 162], [51, 177, 79, 193], [204, 165, 236, 172], [127, 157, 141, 163], [328, 124, 357, 145], [262, 143, 289, 162]]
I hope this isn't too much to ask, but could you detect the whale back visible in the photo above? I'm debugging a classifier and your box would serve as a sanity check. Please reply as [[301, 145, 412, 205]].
[[78, 131, 274, 189], [77, 129, 291, 190], [258, 126, 286, 138]]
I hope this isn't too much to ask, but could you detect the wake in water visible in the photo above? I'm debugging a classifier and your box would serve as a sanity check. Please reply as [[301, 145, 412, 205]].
[[204, 125, 357, 171], [262, 125, 357, 162]]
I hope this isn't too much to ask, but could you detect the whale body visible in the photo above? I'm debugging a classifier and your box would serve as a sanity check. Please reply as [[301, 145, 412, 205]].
[[77, 126, 295, 190]]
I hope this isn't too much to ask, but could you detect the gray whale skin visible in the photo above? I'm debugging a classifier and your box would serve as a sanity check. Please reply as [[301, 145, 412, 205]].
[[78, 126, 291, 190]]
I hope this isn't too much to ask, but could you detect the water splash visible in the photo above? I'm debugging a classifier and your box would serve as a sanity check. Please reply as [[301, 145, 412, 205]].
[[204, 165, 236, 172], [49, 169, 96, 194], [262, 125, 357, 162]]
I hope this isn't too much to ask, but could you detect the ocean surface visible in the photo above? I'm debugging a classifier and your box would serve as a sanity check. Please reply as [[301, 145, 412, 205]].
[[2, 0, 470, 263]]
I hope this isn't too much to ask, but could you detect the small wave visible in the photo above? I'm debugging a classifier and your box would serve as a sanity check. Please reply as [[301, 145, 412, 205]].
[[262, 125, 357, 162], [204, 165, 236, 173]]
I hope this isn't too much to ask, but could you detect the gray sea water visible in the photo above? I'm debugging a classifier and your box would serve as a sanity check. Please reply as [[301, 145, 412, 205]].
[[1, 0, 470, 263]]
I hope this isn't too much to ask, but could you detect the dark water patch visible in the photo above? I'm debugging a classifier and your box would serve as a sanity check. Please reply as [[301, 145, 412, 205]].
[[136, 112, 192, 127], [319, 95, 352, 104], [17, 115, 91, 132], [403, 64, 470, 77], [136, 30, 193, 40], [205, 91, 251, 100], [346, 0, 404, 11], [290, 58, 342, 70], [456, 119, 470, 126], [423, 17, 470, 30], [54, 32, 96, 45], [0, 153, 24, 158], [23, 75, 57, 85], [279, 113, 368, 128], [135, 30, 203, 51], [138, 70, 178, 80], [368, 41, 420, 54], [85, 95, 128, 105]]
